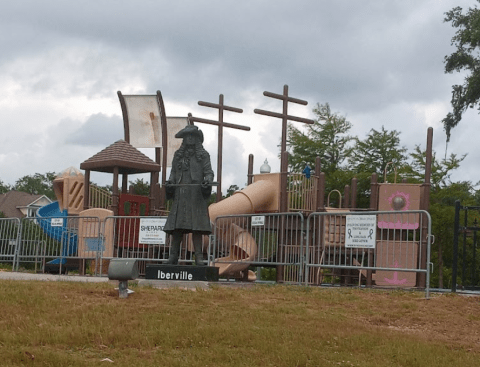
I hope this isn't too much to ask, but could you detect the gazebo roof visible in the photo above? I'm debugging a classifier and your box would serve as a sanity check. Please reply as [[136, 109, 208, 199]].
[[80, 140, 160, 174]]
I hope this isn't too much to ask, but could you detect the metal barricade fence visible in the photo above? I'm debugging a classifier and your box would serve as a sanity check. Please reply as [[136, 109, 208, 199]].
[[7, 215, 203, 276], [2, 211, 432, 297], [0, 217, 21, 265], [103, 216, 182, 274], [305, 210, 432, 297], [211, 213, 305, 283], [19, 216, 103, 274]]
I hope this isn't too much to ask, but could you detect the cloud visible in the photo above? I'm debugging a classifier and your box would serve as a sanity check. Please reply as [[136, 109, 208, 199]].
[[0, 0, 478, 190], [66, 113, 123, 147]]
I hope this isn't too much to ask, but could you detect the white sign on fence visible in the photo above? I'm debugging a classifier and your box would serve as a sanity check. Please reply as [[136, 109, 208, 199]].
[[251, 216, 265, 226], [139, 218, 167, 244], [51, 218, 63, 227], [345, 215, 377, 248]]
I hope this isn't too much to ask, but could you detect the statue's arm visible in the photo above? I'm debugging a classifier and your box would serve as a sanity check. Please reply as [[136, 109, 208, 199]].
[[202, 153, 214, 183], [165, 157, 178, 200], [201, 153, 214, 198]]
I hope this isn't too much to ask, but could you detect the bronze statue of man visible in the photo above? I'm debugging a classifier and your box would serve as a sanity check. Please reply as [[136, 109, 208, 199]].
[[163, 125, 214, 265]]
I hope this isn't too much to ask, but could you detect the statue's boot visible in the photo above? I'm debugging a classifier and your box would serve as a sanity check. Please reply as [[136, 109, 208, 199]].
[[167, 233, 182, 265], [193, 233, 205, 266]]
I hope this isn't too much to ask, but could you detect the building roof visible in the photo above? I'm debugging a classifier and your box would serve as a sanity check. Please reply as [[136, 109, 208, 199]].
[[80, 140, 160, 174], [0, 191, 52, 218]]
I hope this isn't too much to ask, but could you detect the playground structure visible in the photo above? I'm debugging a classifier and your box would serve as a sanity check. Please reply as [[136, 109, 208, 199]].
[[16, 86, 433, 290]]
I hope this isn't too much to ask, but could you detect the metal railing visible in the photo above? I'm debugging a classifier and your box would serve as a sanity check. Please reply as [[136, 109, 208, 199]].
[[211, 212, 305, 283], [0, 210, 432, 297], [101, 216, 208, 274], [452, 201, 480, 292], [0, 218, 21, 264], [19, 216, 102, 274], [305, 210, 432, 297]]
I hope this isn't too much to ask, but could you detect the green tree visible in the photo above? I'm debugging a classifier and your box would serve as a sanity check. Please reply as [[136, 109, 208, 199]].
[[128, 178, 150, 196], [443, 2, 480, 140], [286, 103, 361, 209], [429, 181, 476, 289], [0, 180, 11, 194], [208, 192, 218, 206], [14, 172, 56, 200], [224, 184, 240, 199], [346, 126, 408, 209], [286, 103, 353, 173], [349, 126, 407, 178], [403, 145, 466, 191]]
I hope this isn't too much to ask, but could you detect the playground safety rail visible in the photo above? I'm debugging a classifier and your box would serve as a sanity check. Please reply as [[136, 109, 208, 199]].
[[287, 173, 318, 214], [89, 185, 113, 210]]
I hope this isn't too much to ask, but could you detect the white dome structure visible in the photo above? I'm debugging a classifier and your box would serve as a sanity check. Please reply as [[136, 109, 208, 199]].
[[260, 159, 271, 174]]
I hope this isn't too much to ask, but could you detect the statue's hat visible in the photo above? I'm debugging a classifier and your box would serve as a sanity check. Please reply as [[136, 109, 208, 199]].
[[175, 124, 204, 143]]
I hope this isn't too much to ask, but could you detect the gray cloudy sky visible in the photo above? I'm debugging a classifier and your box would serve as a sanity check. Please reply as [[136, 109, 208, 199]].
[[0, 0, 478, 192]]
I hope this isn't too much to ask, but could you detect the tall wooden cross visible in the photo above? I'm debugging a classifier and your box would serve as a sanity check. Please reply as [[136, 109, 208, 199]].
[[189, 94, 250, 202], [254, 84, 314, 212], [254, 84, 315, 173]]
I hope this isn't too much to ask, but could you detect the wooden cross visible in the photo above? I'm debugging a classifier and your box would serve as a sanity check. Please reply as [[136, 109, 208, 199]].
[[254, 84, 315, 169], [254, 85, 314, 212], [189, 94, 249, 202]]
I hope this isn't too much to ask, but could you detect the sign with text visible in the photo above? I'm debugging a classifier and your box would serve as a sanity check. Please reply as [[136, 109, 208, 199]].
[[345, 215, 377, 248], [51, 218, 63, 227], [145, 264, 219, 281], [251, 215, 265, 226], [139, 218, 166, 244]]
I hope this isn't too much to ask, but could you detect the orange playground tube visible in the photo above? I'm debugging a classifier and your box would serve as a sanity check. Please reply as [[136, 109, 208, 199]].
[[209, 178, 277, 221]]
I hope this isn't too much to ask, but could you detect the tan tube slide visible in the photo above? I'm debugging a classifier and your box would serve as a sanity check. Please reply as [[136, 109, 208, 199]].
[[208, 179, 278, 280]]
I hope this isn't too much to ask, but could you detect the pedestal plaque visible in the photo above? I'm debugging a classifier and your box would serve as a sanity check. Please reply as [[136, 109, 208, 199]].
[[145, 264, 219, 281]]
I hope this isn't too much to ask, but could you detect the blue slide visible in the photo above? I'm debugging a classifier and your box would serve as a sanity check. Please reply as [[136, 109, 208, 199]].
[[37, 201, 77, 265]]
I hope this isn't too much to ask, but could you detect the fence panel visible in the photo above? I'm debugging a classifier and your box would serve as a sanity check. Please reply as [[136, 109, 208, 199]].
[[7, 210, 432, 298], [0, 218, 21, 265], [452, 201, 480, 292], [102, 216, 178, 274], [19, 216, 103, 274], [211, 213, 305, 283], [306, 210, 431, 297]]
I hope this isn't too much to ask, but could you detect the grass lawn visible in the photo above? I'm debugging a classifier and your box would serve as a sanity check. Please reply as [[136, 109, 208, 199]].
[[0, 280, 479, 366]]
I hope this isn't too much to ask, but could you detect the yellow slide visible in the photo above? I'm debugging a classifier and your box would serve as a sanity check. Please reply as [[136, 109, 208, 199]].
[[208, 178, 279, 280]]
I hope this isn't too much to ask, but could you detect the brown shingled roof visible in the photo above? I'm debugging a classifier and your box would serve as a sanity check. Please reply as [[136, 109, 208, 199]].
[[80, 140, 160, 174], [0, 191, 50, 218]]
